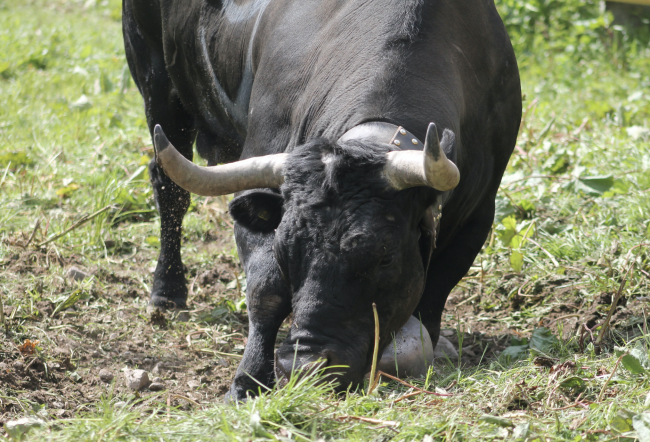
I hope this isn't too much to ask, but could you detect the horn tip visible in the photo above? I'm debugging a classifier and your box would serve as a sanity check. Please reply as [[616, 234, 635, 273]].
[[153, 124, 170, 154]]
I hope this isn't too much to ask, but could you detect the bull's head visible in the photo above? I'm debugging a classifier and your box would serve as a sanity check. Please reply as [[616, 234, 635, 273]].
[[153, 123, 458, 389]]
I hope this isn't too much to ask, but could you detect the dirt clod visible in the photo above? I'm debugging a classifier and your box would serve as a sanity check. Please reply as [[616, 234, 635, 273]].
[[99, 369, 114, 383], [150, 309, 167, 327]]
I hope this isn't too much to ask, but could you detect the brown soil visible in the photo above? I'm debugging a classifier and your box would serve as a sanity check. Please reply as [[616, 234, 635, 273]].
[[0, 232, 646, 424]]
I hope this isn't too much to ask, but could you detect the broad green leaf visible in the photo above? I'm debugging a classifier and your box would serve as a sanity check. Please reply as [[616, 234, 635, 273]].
[[511, 337, 529, 347], [622, 354, 645, 374], [497, 215, 518, 245], [530, 328, 558, 352], [501, 345, 529, 359], [633, 413, 650, 442], [575, 175, 614, 196], [510, 234, 523, 249], [559, 376, 585, 391], [512, 422, 530, 440], [51, 290, 82, 317], [611, 410, 635, 433], [510, 250, 524, 272], [616, 345, 650, 374], [502, 216, 517, 231], [494, 197, 516, 222], [479, 414, 514, 428]]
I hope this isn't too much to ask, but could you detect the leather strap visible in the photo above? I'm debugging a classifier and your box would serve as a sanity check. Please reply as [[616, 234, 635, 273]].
[[338, 121, 444, 250], [338, 122, 423, 151]]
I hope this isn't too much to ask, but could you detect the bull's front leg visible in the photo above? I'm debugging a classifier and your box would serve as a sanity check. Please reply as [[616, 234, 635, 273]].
[[227, 224, 291, 401]]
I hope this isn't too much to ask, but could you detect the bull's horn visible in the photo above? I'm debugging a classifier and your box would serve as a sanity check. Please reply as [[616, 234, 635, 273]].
[[383, 123, 460, 192], [153, 125, 287, 196]]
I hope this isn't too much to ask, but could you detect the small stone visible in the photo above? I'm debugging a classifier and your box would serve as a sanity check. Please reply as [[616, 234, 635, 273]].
[[149, 382, 165, 391], [0, 362, 9, 372], [151, 377, 163, 384], [217, 358, 229, 368], [143, 358, 152, 365], [124, 369, 150, 391], [13, 360, 24, 371], [121, 351, 134, 360], [187, 379, 201, 389], [67, 266, 91, 281], [198, 376, 208, 384], [99, 369, 114, 383], [52, 401, 64, 409], [440, 329, 455, 337], [5, 417, 44, 439], [176, 311, 190, 322], [462, 347, 476, 357], [91, 350, 101, 358], [152, 363, 166, 375], [433, 336, 458, 359]]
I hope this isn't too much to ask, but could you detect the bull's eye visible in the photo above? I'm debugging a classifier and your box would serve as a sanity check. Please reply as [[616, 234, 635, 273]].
[[380, 254, 394, 267]]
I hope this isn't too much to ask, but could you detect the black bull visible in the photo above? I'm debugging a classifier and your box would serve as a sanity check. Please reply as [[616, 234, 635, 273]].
[[123, 0, 521, 400]]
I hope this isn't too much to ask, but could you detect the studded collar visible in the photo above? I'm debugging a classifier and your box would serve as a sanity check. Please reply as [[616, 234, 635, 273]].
[[337, 121, 423, 150], [338, 121, 444, 251]]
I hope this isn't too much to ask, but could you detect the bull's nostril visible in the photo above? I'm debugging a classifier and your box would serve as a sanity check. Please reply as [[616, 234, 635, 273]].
[[274, 348, 330, 384]]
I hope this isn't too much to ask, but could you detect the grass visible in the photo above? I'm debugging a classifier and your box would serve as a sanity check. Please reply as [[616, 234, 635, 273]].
[[1, 0, 650, 441]]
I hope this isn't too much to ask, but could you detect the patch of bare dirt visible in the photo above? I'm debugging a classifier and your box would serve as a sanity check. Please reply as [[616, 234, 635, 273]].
[[0, 232, 246, 424], [1, 234, 646, 423]]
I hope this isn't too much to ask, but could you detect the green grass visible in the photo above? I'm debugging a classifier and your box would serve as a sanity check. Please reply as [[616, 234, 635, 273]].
[[1, 0, 650, 441]]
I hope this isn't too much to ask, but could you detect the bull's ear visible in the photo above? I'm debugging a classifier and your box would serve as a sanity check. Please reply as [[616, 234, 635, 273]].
[[229, 191, 284, 232]]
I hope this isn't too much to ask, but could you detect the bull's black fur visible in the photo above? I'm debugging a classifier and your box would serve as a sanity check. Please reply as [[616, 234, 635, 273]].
[[123, 0, 522, 400]]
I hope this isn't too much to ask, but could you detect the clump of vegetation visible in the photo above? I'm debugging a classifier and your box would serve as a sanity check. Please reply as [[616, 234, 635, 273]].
[[0, 0, 649, 440]]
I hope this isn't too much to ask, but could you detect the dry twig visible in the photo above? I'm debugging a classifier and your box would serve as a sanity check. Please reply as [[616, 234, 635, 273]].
[[597, 353, 626, 402], [37, 205, 112, 247], [336, 415, 400, 427], [377, 371, 452, 397], [368, 303, 380, 395]]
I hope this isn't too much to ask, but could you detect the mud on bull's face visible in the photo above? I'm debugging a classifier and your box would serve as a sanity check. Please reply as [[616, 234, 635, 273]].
[[230, 138, 438, 390]]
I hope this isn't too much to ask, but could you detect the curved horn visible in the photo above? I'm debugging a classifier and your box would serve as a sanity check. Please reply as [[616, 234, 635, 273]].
[[153, 125, 287, 196], [382, 123, 460, 192]]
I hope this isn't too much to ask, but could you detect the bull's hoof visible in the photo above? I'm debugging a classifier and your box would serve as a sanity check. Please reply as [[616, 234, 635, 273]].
[[225, 385, 252, 403], [148, 294, 187, 312]]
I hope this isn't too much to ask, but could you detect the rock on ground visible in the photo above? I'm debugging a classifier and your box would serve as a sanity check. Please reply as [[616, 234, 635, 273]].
[[66, 266, 91, 281], [99, 369, 114, 383], [123, 369, 150, 391], [5, 417, 44, 440], [149, 382, 165, 391], [433, 336, 459, 359]]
